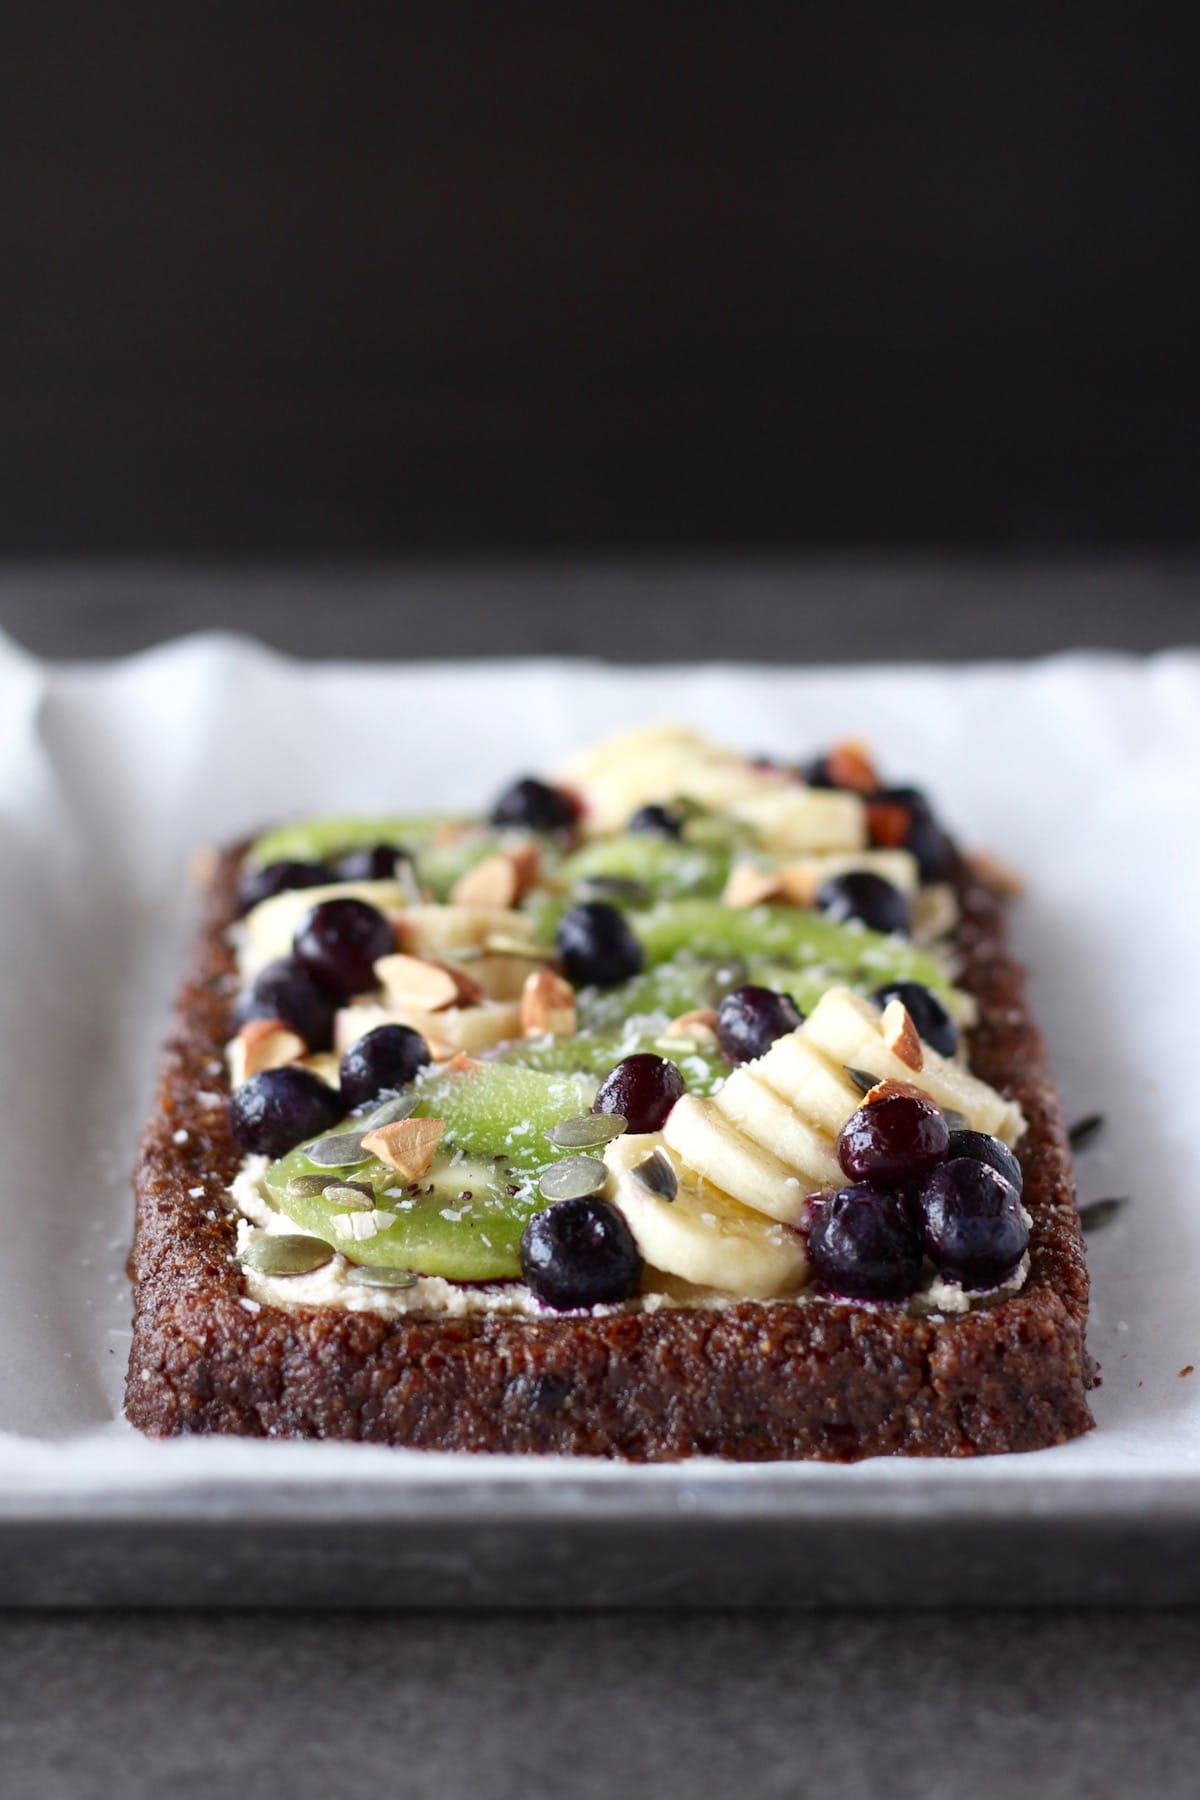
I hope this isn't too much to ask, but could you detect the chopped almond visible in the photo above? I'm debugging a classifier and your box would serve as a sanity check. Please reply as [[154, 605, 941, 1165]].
[[863, 1076, 930, 1107], [451, 845, 543, 909], [776, 863, 820, 906], [374, 953, 484, 1012], [361, 1117, 445, 1181], [664, 1008, 720, 1047], [520, 968, 577, 1038], [228, 1018, 306, 1087], [880, 999, 924, 1071], [445, 1052, 483, 1074], [824, 740, 879, 794], [723, 863, 786, 908]]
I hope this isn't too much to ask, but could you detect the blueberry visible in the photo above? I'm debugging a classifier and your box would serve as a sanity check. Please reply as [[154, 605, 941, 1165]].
[[519, 1196, 643, 1310], [837, 1093, 949, 1185], [593, 1054, 685, 1134], [945, 1129, 1023, 1194], [555, 902, 644, 988], [627, 803, 684, 840], [229, 1066, 343, 1158], [815, 871, 910, 936], [806, 1183, 924, 1300], [716, 985, 802, 1063], [489, 777, 579, 834], [799, 755, 838, 790], [339, 1025, 432, 1112], [232, 956, 337, 1051], [236, 859, 332, 916], [871, 981, 958, 1058], [333, 843, 415, 883], [916, 1158, 1028, 1288], [871, 786, 953, 880], [293, 897, 396, 1000]]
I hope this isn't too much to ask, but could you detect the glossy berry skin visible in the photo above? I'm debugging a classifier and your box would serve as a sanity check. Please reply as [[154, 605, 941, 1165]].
[[520, 1196, 643, 1310], [293, 897, 396, 1000], [339, 1024, 432, 1112], [837, 1093, 950, 1185], [229, 1066, 343, 1158], [333, 843, 413, 883], [806, 1184, 924, 1300], [916, 1158, 1028, 1288], [945, 1129, 1023, 1194], [799, 755, 838, 790], [871, 980, 958, 1058], [627, 803, 684, 840], [593, 1054, 685, 1133], [716, 985, 802, 1063], [236, 858, 332, 917], [872, 786, 952, 880], [556, 902, 644, 988], [815, 870, 911, 936], [489, 776, 579, 834], [232, 956, 337, 1051]]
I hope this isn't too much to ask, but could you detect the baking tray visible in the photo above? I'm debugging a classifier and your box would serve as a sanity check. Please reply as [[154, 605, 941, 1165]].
[[2, 633, 1197, 1607]]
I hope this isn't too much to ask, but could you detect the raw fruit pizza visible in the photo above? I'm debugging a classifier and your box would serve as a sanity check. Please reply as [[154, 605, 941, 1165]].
[[226, 725, 1030, 1321]]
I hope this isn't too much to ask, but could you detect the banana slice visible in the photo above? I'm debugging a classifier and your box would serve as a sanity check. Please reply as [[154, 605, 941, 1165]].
[[236, 880, 410, 981], [397, 904, 534, 956], [714, 1067, 843, 1191], [335, 999, 522, 1061], [728, 787, 866, 856], [605, 1134, 809, 1299], [662, 1093, 809, 1225], [798, 987, 1025, 1145], [755, 1034, 865, 1137]]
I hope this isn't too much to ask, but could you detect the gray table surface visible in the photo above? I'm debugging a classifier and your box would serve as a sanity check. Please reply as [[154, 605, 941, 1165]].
[[3, 558, 1198, 1800]]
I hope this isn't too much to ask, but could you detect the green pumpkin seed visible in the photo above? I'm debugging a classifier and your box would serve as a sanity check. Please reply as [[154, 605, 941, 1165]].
[[361, 1091, 420, 1130], [1069, 1113, 1106, 1153], [484, 934, 557, 961], [539, 1155, 608, 1202], [286, 1173, 339, 1198], [322, 1183, 376, 1211], [303, 1130, 371, 1168], [844, 1067, 878, 1096], [544, 1112, 628, 1150], [631, 1149, 678, 1202], [1077, 1196, 1127, 1232], [343, 1264, 420, 1290], [238, 1234, 334, 1276]]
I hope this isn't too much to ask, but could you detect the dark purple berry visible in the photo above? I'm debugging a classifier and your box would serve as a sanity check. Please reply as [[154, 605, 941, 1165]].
[[715, 985, 802, 1063], [837, 1093, 950, 1184], [556, 902, 644, 988], [236, 859, 332, 916], [490, 776, 580, 834], [806, 1183, 923, 1300], [593, 1054, 685, 1134], [520, 1197, 642, 1310], [945, 1129, 1023, 1194], [916, 1158, 1028, 1288], [815, 871, 910, 935], [870, 786, 953, 880], [799, 755, 838, 790], [339, 1025, 432, 1112], [229, 1066, 343, 1158], [293, 897, 396, 1000], [232, 956, 337, 1051], [332, 843, 414, 883], [627, 803, 684, 840], [871, 981, 958, 1058]]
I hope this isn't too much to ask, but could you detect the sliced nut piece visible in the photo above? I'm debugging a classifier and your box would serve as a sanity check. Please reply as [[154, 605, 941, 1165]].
[[374, 953, 483, 1012], [360, 1116, 445, 1181], [445, 1052, 483, 1074], [664, 1007, 720, 1046], [775, 864, 820, 907], [823, 739, 879, 794], [450, 844, 542, 909], [228, 1018, 306, 1087], [723, 863, 786, 908], [863, 1076, 931, 1107], [880, 999, 924, 1071], [520, 968, 577, 1038]]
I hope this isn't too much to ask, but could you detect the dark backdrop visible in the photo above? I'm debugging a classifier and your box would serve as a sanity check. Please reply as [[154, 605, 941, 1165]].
[[2, 4, 1197, 554]]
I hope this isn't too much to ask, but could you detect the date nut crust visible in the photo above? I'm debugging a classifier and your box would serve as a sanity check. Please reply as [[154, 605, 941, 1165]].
[[125, 846, 1094, 1460]]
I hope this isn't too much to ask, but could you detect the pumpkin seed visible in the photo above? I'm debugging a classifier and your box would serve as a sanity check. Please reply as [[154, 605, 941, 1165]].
[[238, 1234, 334, 1276], [322, 1183, 376, 1211], [485, 934, 557, 961], [631, 1149, 678, 1202], [343, 1264, 420, 1290], [844, 1066, 878, 1096], [539, 1155, 608, 1202], [1069, 1113, 1106, 1153], [303, 1130, 371, 1168], [545, 1112, 628, 1150], [361, 1090, 420, 1130], [286, 1173, 339, 1198], [1077, 1196, 1127, 1232]]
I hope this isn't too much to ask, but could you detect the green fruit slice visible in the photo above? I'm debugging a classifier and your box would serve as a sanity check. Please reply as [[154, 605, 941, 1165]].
[[560, 835, 731, 900], [249, 813, 462, 869]]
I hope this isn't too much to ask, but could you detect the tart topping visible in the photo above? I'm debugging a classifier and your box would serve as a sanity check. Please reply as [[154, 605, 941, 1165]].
[[519, 1195, 643, 1311], [593, 1053, 685, 1134], [520, 968, 577, 1038], [229, 1066, 344, 1158], [555, 901, 644, 988], [545, 1112, 628, 1150], [915, 1158, 1029, 1289], [879, 998, 924, 1071], [338, 1023, 432, 1112], [944, 1128, 1023, 1194], [360, 1116, 445, 1181], [228, 1018, 307, 1088], [374, 953, 483, 1012], [489, 775, 580, 834], [806, 1184, 923, 1300], [715, 984, 803, 1064], [237, 1233, 336, 1276], [815, 870, 911, 936], [836, 1093, 949, 1185], [450, 844, 542, 909], [871, 980, 958, 1059], [293, 898, 397, 1000], [236, 858, 332, 917], [233, 956, 337, 1052], [538, 1155, 609, 1202]]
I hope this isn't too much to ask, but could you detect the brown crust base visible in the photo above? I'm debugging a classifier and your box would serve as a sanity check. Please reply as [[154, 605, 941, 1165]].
[[125, 849, 1094, 1459]]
